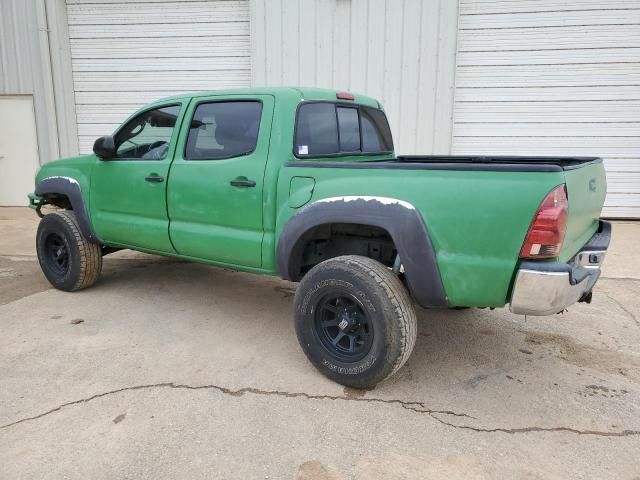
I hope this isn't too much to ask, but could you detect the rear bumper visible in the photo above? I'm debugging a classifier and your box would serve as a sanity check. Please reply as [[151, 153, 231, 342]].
[[509, 221, 611, 316]]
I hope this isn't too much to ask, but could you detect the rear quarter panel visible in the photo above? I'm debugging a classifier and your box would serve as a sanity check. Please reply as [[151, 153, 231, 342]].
[[276, 165, 565, 307]]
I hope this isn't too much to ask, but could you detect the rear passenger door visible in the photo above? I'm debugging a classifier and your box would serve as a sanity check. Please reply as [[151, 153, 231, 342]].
[[167, 95, 274, 267]]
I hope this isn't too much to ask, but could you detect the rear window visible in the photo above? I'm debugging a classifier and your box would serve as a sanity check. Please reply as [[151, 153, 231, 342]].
[[294, 103, 338, 155], [295, 102, 393, 157], [337, 107, 360, 152]]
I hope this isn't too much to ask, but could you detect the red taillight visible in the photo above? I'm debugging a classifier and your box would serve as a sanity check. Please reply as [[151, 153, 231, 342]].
[[336, 91, 354, 101], [520, 185, 568, 259]]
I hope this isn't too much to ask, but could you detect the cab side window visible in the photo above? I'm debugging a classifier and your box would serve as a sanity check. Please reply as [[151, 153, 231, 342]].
[[185, 101, 263, 160], [361, 107, 393, 152], [114, 104, 181, 160]]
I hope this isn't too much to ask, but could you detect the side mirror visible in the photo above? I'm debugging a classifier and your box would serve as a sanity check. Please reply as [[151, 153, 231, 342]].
[[93, 135, 116, 159]]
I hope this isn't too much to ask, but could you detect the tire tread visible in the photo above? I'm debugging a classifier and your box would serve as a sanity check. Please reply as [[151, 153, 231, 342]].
[[295, 255, 418, 387], [45, 211, 102, 291], [338, 255, 417, 376]]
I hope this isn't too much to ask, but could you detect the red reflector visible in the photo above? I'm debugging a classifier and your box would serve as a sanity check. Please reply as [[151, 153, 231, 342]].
[[336, 91, 355, 101], [520, 185, 569, 259]]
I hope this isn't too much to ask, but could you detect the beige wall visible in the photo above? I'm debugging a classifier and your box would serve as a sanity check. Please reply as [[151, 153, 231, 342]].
[[0, 96, 40, 205]]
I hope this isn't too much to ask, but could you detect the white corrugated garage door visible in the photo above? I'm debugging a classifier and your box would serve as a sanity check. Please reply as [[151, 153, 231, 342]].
[[452, 0, 640, 218], [66, 0, 250, 153]]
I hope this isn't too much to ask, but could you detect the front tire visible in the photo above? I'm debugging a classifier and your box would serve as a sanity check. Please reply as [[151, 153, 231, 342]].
[[36, 210, 102, 291], [294, 255, 417, 388]]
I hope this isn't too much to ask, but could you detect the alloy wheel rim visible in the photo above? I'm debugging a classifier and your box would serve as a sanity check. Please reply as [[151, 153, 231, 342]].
[[44, 233, 69, 276], [313, 292, 373, 362]]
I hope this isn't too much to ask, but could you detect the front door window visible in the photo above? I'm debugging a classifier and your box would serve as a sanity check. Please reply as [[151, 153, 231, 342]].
[[115, 105, 181, 160]]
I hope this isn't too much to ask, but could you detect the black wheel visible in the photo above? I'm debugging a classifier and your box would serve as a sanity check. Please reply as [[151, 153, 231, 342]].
[[36, 211, 102, 292], [294, 255, 417, 388]]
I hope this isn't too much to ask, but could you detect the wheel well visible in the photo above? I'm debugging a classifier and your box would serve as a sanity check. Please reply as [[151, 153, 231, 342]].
[[297, 223, 397, 277], [41, 193, 72, 210]]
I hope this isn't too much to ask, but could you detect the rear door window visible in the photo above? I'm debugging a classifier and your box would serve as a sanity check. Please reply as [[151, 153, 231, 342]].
[[185, 101, 262, 160]]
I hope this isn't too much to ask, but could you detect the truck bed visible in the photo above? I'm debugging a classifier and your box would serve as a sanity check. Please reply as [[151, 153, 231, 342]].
[[284, 152, 606, 306], [397, 155, 606, 262]]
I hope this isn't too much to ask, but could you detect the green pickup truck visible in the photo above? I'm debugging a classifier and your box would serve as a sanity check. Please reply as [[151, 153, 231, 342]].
[[30, 87, 610, 388]]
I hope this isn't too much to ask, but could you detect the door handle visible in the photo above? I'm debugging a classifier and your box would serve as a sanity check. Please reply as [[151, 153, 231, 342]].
[[230, 178, 256, 187], [145, 174, 164, 183]]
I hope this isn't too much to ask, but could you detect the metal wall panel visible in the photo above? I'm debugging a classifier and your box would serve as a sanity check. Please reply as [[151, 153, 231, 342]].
[[250, 0, 459, 154], [453, 1, 640, 218], [0, 1, 37, 96], [1, 0, 78, 163], [66, 0, 251, 153], [1, 1, 51, 164], [459, 0, 640, 14]]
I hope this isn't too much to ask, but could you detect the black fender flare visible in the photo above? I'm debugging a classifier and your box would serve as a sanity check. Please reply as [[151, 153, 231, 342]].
[[276, 196, 448, 308], [35, 176, 100, 243]]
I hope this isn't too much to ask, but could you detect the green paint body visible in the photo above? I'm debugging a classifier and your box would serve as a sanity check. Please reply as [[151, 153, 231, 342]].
[[33, 87, 606, 308]]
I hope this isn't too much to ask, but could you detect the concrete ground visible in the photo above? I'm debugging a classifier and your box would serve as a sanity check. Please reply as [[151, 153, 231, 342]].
[[1, 207, 639, 480]]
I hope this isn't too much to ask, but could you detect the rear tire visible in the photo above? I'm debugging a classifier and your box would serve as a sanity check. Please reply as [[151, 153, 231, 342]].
[[294, 255, 417, 388], [36, 210, 102, 292]]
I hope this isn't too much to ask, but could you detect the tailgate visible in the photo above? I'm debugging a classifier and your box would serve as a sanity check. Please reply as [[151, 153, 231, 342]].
[[560, 159, 607, 261]]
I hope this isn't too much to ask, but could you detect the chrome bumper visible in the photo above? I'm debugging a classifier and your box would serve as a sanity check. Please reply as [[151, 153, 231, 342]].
[[509, 221, 610, 316]]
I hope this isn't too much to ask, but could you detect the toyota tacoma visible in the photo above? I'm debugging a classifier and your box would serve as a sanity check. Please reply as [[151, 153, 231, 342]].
[[29, 87, 611, 387]]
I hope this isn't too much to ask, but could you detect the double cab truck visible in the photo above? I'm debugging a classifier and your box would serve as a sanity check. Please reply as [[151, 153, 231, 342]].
[[30, 87, 610, 388]]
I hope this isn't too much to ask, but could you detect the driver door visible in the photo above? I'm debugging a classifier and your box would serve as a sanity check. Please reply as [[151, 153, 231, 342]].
[[90, 103, 184, 252]]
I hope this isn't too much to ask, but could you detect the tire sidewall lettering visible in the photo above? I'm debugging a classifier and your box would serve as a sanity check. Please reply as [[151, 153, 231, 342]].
[[299, 273, 382, 376]]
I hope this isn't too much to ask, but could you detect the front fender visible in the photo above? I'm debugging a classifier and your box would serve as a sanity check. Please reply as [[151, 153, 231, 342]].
[[35, 176, 100, 243], [276, 196, 447, 308]]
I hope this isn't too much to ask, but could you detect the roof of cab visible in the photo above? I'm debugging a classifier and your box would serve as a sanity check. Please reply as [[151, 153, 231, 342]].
[[148, 87, 381, 109]]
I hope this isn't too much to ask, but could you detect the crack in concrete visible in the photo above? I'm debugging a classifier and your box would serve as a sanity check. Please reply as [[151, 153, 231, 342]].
[[0, 382, 471, 430], [600, 290, 640, 327], [428, 412, 640, 437], [600, 276, 640, 283], [1, 381, 638, 438]]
